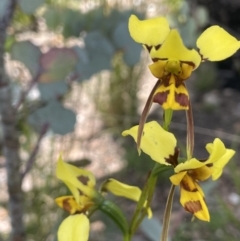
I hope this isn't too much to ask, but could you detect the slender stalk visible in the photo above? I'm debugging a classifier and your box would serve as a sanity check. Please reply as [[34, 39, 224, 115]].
[[21, 123, 49, 180], [160, 185, 175, 241], [137, 79, 161, 153], [0, 1, 25, 241], [129, 173, 155, 237], [124, 234, 130, 241], [186, 100, 194, 159]]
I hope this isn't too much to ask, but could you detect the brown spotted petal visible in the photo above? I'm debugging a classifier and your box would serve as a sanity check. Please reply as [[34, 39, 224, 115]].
[[56, 156, 98, 204], [153, 75, 189, 110], [180, 174, 209, 221]]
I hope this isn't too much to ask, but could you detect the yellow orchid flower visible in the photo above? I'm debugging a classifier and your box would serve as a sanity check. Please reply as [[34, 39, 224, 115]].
[[123, 121, 235, 221], [56, 156, 153, 239], [56, 155, 99, 205], [55, 195, 92, 241], [55, 156, 100, 241], [129, 15, 240, 111]]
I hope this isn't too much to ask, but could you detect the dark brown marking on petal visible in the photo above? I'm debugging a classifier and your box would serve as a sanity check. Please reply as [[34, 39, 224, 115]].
[[152, 57, 168, 62], [175, 92, 189, 107], [206, 163, 213, 167], [154, 44, 161, 51], [180, 60, 196, 69], [196, 50, 209, 62], [173, 75, 182, 88], [152, 58, 160, 62], [165, 147, 179, 167], [78, 190, 84, 196], [78, 175, 89, 186], [198, 160, 214, 167], [62, 198, 72, 213], [188, 169, 203, 181], [153, 90, 169, 105], [198, 159, 207, 163], [161, 74, 171, 87], [181, 176, 198, 192], [184, 200, 202, 214], [144, 44, 152, 53]]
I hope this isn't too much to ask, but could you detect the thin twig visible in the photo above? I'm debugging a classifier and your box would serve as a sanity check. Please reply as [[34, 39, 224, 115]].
[[21, 123, 49, 180], [15, 72, 41, 110], [0, 1, 24, 241]]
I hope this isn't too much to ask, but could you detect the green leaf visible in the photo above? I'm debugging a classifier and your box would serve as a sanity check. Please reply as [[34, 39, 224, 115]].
[[11, 41, 41, 78], [19, 0, 45, 14], [38, 47, 78, 82], [37, 80, 69, 101], [112, 21, 141, 66], [28, 101, 76, 135], [100, 200, 129, 238]]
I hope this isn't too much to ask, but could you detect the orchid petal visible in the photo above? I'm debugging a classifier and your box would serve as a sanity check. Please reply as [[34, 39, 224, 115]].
[[101, 178, 152, 218], [128, 15, 170, 47], [122, 121, 177, 165], [170, 171, 187, 185], [56, 156, 97, 203], [180, 185, 209, 221], [151, 29, 201, 69], [179, 175, 209, 221], [153, 75, 189, 110], [58, 214, 89, 241], [205, 139, 235, 180], [189, 166, 213, 181], [174, 158, 206, 173], [197, 26, 240, 61]]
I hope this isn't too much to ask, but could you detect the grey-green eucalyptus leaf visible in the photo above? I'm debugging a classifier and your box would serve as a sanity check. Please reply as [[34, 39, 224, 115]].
[[28, 101, 76, 135], [19, 0, 45, 14], [11, 41, 41, 78], [112, 21, 141, 66], [37, 80, 69, 101]]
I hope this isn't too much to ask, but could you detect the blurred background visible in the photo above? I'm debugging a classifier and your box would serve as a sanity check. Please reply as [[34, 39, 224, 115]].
[[1, 0, 240, 240]]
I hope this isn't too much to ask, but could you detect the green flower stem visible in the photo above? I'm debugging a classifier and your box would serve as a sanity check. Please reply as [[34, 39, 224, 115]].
[[129, 109, 173, 239], [124, 234, 131, 241], [163, 109, 173, 131], [129, 173, 156, 237], [160, 184, 175, 241]]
